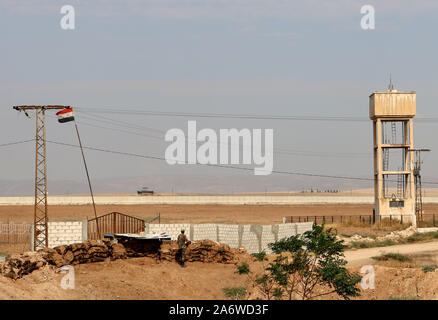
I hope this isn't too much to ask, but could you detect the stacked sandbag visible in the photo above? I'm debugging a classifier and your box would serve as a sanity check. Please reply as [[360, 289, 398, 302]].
[[159, 240, 240, 264], [0, 239, 242, 280], [40, 241, 123, 267], [0, 251, 47, 280], [0, 241, 127, 279]]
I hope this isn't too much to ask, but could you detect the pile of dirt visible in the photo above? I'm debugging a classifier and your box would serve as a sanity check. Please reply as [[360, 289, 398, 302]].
[[160, 240, 244, 264], [0, 241, 127, 280]]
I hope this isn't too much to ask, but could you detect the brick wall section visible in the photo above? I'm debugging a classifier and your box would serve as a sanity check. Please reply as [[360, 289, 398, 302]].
[[218, 225, 239, 248], [145, 222, 313, 254], [191, 224, 218, 242], [42, 220, 313, 253], [241, 225, 261, 254], [47, 221, 85, 248], [147, 223, 191, 240]]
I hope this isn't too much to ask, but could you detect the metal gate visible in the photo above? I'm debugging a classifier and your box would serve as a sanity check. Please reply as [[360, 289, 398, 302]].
[[88, 212, 145, 240]]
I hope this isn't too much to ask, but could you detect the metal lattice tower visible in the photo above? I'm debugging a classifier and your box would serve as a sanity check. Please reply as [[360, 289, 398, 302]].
[[34, 109, 48, 250], [13, 106, 68, 250], [409, 149, 431, 222]]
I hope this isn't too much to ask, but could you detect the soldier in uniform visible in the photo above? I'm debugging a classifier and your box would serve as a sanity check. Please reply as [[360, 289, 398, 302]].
[[177, 229, 190, 267]]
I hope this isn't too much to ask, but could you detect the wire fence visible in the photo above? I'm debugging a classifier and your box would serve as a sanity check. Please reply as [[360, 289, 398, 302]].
[[0, 222, 32, 244], [285, 214, 438, 227]]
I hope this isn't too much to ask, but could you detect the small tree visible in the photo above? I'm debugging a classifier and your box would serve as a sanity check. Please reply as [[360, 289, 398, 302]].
[[254, 223, 361, 300]]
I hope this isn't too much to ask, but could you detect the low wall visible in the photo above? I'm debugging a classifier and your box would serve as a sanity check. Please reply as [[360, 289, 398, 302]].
[[144, 222, 314, 254], [0, 195, 375, 205], [27, 219, 313, 254], [46, 220, 87, 248]]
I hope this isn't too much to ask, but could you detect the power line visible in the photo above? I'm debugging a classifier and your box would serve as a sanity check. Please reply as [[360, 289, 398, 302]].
[[70, 112, 371, 159], [47, 114, 164, 141], [45, 139, 438, 186], [0, 139, 35, 148], [76, 107, 438, 123], [77, 107, 368, 122]]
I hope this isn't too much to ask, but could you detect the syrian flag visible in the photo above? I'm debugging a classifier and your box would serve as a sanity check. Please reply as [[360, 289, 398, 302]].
[[56, 108, 75, 123]]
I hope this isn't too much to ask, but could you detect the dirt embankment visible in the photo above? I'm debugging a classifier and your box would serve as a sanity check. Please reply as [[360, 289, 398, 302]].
[[0, 239, 252, 300], [2, 239, 438, 300], [1, 255, 438, 300]]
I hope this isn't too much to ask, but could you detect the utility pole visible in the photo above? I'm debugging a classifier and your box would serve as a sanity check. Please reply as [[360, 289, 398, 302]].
[[13, 105, 68, 250], [409, 148, 431, 222]]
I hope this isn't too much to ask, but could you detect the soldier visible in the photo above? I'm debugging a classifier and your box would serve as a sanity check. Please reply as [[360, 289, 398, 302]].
[[177, 229, 190, 267]]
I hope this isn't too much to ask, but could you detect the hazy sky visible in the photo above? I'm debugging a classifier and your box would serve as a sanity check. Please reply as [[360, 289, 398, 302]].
[[1, 0, 438, 193]]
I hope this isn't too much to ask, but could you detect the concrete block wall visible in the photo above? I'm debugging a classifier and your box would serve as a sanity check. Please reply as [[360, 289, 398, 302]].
[[33, 220, 313, 252], [241, 225, 261, 254], [296, 222, 314, 234], [47, 220, 86, 248], [278, 223, 297, 239], [146, 222, 313, 254], [192, 224, 218, 241], [146, 223, 191, 240], [218, 224, 240, 248]]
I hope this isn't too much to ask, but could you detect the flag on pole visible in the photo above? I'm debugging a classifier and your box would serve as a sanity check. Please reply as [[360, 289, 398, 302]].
[[56, 107, 75, 123]]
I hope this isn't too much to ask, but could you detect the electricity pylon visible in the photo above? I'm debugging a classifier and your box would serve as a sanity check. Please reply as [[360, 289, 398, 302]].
[[409, 148, 431, 222], [13, 106, 69, 250]]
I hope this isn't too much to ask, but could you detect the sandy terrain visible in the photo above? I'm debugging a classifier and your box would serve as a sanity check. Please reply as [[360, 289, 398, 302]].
[[1, 252, 438, 300], [1, 203, 438, 225], [345, 241, 438, 266]]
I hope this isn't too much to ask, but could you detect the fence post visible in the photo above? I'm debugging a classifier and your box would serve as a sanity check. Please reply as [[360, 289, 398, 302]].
[[434, 214, 436, 227], [82, 219, 88, 242], [401, 215, 403, 225]]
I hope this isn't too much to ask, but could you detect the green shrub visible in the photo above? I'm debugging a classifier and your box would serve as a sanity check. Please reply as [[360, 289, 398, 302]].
[[235, 262, 250, 275], [407, 232, 438, 243], [349, 239, 398, 249], [371, 253, 411, 262], [223, 286, 247, 300], [258, 223, 362, 300], [251, 251, 267, 261], [423, 265, 436, 273]]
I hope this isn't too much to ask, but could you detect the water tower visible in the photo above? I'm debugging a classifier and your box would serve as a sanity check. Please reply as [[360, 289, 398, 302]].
[[369, 86, 416, 225]]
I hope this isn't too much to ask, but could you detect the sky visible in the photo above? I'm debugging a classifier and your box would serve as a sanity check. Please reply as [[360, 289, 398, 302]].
[[1, 0, 438, 194]]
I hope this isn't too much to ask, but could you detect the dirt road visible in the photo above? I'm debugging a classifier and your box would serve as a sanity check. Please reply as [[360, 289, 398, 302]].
[[345, 241, 438, 266]]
